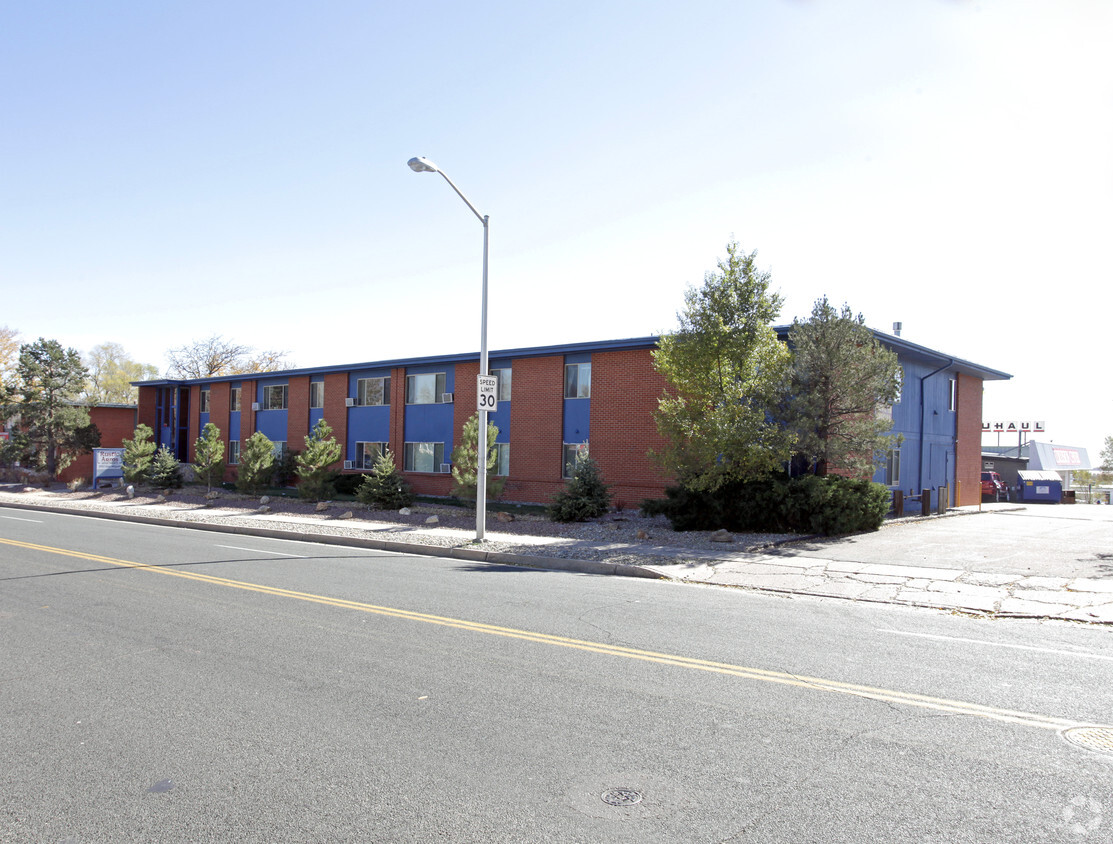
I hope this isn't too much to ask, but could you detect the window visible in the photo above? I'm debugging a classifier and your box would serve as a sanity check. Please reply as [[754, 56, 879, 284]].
[[354, 442, 387, 470], [563, 442, 588, 478], [309, 381, 324, 409], [564, 363, 590, 399], [263, 384, 288, 410], [199, 388, 210, 413], [948, 378, 957, 412], [404, 442, 445, 473], [405, 373, 447, 404], [494, 443, 510, 477], [491, 368, 512, 402], [357, 376, 390, 406], [229, 387, 241, 413], [228, 440, 240, 465], [272, 441, 287, 460], [885, 449, 901, 487]]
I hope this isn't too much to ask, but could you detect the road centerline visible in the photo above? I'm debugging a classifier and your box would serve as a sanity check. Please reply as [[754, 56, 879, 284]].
[[1, 535, 1087, 733]]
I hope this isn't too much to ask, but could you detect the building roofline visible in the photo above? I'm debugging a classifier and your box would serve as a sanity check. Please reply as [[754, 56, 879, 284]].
[[133, 336, 661, 387], [134, 328, 1010, 387]]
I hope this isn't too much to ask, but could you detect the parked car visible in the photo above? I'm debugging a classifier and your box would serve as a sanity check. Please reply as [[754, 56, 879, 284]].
[[981, 471, 1009, 501]]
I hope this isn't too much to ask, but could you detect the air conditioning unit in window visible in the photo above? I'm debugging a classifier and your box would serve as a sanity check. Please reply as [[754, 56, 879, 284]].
[[251, 402, 260, 411], [343, 460, 354, 470], [441, 392, 453, 403], [439, 463, 452, 474], [345, 397, 355, 407]]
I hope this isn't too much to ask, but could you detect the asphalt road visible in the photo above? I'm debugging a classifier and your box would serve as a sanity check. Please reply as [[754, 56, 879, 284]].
[[3, 508, 1112, 843], [768, 505, 1113, 580]]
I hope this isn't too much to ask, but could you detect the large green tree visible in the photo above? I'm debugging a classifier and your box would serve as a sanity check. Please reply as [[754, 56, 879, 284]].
[[2, 338, 98, 478], [83, 342, 159, 405], [652, 241, 796, 491], [193, 422, 225, 492], [1099, 436, 1113, 474], [784, 297, 903, 477]]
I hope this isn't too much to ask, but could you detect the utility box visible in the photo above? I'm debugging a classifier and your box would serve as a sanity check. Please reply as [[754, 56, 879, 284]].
[[1016, 470, 1062, 504]]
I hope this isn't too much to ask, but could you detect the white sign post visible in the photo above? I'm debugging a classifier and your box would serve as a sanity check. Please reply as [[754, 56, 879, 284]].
[[477, 374, 498, 413]]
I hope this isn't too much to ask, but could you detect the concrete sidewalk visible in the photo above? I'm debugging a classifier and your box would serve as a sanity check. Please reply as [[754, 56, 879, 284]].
[[2, 491, 1111, 624]]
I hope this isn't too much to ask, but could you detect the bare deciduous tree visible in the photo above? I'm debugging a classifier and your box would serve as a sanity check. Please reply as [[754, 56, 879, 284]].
[[165, 335, 291, 379]]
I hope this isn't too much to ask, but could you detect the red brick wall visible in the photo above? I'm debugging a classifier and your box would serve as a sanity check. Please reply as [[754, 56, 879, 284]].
[[57, 406, 138, 484], [137, 386, 158, 433], [955, 373, 983, 506], [389, 366, 406, 460], [288, 375, 310, 449], [502, 355, 566, 503], [590, 348, 670, 508], [322, 372, 349, 456], [240, 380, 257, 444]]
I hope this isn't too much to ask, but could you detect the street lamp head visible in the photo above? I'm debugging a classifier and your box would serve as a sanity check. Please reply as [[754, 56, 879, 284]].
[[407, 156, 439, 173]]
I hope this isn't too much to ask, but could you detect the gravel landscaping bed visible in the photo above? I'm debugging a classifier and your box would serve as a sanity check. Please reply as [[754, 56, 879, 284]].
[[0, 484, 795, 567]]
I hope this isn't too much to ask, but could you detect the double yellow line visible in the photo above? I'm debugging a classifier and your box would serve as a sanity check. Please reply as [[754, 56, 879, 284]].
[[2, 536, 1080, 732]]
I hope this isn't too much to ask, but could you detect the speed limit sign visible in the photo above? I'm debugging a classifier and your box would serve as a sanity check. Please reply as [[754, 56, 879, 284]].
[[477, 374, 498, 412]]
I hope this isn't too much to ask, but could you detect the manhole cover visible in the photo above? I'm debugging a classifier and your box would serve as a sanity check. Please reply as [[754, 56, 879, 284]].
[[602, 788, 642, 806], [1062, 727, 1113, 754]]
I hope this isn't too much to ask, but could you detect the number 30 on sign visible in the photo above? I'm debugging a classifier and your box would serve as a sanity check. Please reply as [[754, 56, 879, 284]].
[[477, 375, 499, 412]]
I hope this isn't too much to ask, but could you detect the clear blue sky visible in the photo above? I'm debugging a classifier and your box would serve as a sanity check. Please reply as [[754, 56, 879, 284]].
[[2, 1, 1110, 459]]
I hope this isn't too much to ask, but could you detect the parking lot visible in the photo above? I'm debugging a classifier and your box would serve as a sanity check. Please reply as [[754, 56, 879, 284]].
[[769, 503, 1113, 581]]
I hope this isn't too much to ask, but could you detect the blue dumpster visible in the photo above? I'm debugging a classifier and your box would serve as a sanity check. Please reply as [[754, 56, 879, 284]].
[[1016, 470, 1062, 503]]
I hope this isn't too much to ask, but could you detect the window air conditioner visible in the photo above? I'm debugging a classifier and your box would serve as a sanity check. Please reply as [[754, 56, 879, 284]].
[[439, 463, 452, 474], [441, 392, 453, 403], [345, 397, 355, 407], [251, 402, 260, 411], [343, 460, 354, 470]]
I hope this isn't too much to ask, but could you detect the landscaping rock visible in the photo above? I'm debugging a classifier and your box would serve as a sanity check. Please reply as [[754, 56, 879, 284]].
[[710, 529, 734, 543]]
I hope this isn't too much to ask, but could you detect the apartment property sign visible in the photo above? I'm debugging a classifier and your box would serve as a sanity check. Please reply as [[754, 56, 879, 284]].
[[93, 448, 125, 485], [982, 421, 1046, 434]]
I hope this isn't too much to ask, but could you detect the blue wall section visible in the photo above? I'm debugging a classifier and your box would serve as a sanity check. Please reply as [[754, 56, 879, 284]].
[[488, 357, 511, 444], [255, 378, 288, 445], [403, 365, 456, 456]]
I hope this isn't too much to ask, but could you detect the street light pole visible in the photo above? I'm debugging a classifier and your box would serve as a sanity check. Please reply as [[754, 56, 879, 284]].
[[407, 156, 490, 541]]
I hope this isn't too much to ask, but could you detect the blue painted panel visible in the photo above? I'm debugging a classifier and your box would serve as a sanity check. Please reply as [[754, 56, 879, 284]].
[[228, 411, 241, 442], [347, 405, 391, 457], [489, 403, 511, 444], [563, 400, 589, 445], [405, 403, 455, 447]]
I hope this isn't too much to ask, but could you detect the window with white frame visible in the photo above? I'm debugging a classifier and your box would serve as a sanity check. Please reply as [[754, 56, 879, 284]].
[[228, 440, 240, 465], [494, 443, 510, 477], [948, 378, 957, 412], [405, 373, 447, 404], [199, 388, 210, 413], [309, 381, 324, 409], [357, 376, 390, 406], [404, 442, 445, 473], [263, 384, 288, 410], [563, 442, 589, 478], [354, 442, 387, 470], [272, 441, 287, 460], [229, 387, 241, 413], [490, 368, 512, 402], [564, 363, 590, 399], [885, 449, 901, 487]]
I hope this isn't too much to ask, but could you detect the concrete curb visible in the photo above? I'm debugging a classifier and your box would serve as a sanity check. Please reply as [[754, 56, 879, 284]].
[[0, 499, 665, 580]]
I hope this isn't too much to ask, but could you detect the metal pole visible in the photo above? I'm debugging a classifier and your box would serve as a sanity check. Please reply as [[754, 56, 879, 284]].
[[477, 215, 489, 541]]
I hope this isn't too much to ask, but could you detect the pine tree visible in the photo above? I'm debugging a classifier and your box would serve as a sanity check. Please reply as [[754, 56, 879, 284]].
[[450, 412, 505, 504], [236, 432, 276, 495], [122, 424, 157, 484], [193, 422, 225, 492], [549, 455, 611, 522], [149, 446, 183, 489], [356, 449, 414, 509], [785, 297, 903, 477], [295, 419, 342, 501]]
